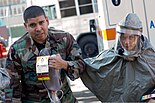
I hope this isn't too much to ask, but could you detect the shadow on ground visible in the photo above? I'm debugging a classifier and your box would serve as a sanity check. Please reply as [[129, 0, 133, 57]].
[[73, 89, 100, 102], [70, 78, 101, 103]]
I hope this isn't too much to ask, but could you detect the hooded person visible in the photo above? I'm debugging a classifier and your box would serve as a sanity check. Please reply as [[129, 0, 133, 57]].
[[81, 13, 155, 102]]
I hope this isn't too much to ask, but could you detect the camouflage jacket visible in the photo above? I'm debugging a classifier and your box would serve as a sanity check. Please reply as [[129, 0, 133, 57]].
[[5, 29, 85, 103]]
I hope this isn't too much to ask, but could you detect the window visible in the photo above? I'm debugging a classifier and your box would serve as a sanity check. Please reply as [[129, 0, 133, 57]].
[[4, 9, 6, 16], [18, 8, 21, 14], [22, 6, 25, 12], [13, 8, 17, 15], [13, 0, 18, 4], [59, 0, 75, 8], [78, 0, 93, 15], [61, 8, 76, 17], [78, 0, 92, 5], [93, 0, 98, 12], [0, 9, 4, 16], [20, 0, 26, 3], [59, 0, 76, 18], [42, 5, 57, 20], [0, 0, 7, 6], [0, 0, 3, 6], [79, 5, 93, 14]]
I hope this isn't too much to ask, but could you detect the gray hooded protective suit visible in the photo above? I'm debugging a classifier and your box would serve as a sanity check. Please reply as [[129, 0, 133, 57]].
[[81, 13, 155, 102], [81, 37, 155, 102]]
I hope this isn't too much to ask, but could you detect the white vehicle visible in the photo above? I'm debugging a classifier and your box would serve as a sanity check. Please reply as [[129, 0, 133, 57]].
[[26, 0, 99, 58], [97, 0, 155, 51]]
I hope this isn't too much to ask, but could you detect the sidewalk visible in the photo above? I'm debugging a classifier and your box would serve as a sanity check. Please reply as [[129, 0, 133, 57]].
[[70, 78, 101, 103]]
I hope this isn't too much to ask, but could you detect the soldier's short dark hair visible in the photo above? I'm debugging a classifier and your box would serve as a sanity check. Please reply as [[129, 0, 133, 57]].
[[23, 5, 46, 23]]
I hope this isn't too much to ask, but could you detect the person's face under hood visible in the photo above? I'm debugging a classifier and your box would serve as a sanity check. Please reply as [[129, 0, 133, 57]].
[[115, 27, 142, 57], [120, 33, 139, 51]]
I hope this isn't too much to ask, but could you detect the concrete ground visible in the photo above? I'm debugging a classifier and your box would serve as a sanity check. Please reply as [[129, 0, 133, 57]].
[[70, 78, 101, 103]]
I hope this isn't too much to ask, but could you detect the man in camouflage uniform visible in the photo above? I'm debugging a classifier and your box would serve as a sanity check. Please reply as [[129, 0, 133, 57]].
[[5, 6, 85, 103]]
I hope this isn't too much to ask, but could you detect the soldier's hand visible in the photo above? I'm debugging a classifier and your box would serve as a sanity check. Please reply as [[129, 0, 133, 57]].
[[49, 54, 68, 70]]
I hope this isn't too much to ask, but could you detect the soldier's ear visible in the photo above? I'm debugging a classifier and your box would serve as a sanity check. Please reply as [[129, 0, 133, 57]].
[[45, 16, 49, 25], [24, 23, 28, 32]]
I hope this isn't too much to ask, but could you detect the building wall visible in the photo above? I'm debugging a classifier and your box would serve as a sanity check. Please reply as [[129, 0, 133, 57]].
[[0, 0, 26, 17]]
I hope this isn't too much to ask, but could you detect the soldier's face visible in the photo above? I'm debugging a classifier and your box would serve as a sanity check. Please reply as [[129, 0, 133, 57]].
[[24, 15, 49, 44], [120, 33, 139, 51]]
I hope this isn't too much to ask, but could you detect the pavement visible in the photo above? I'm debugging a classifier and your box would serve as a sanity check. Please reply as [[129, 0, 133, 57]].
[[70, 78, 101, 103]]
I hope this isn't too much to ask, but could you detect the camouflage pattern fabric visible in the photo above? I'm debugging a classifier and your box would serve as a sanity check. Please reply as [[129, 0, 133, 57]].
[[0, 68, 10, 89], [5, 28, 85, 103]]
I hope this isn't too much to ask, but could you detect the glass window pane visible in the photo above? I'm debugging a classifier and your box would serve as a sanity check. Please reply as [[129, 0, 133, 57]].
[[0, 0, 3, 6], [61, 8, 76, 17], [93, 0, 98, 12], [22, 6, 25, 12], [42, 5, 57, 20], [59, 0, 75, 8], [78, 0, 92, 5], [14, 8, 17, 15], [0, 9, 3, 16], [18, 8, 21, 14], [79, 5, 93, 14], [4, 0, 7, 5]]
